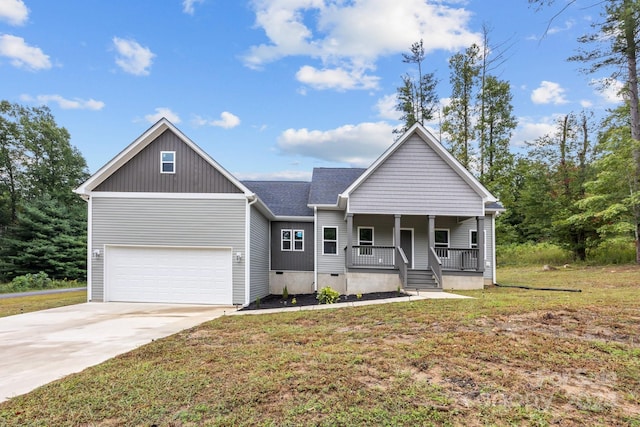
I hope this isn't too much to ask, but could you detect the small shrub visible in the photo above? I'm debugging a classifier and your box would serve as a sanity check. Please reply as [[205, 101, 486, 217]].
[[317, 286, 340, 304], [9, 272, 53, 292], [356, 293, 362, 300], [255, 297, 260, 309], [291, 297, 297, 305], [282, 286, 289, 300]]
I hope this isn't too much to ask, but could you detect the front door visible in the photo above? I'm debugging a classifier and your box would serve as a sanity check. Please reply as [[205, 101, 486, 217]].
[[400, 229, 413, 269]]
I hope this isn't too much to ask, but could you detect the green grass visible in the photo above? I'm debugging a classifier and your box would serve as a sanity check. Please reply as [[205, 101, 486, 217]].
[[0, 291, 86, 318], [0, 266, 639, 426]]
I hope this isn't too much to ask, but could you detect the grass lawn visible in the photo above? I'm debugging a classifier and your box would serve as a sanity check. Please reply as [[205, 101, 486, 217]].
[[0, 266, 639, 426], [0, 290, 86, 318]]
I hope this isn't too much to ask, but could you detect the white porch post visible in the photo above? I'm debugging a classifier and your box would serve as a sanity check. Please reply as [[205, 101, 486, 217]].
[[476, 216, 485, 273], [346, 213, 353, 268], [394, 214, 401, 251]]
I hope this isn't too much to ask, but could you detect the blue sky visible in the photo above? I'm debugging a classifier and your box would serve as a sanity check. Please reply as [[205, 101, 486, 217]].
[[0, 0, 624, 180]]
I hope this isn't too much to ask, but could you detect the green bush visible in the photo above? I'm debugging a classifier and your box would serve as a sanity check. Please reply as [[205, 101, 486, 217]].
[[282, 286, 289, 300], [497, 242, 573, 266], [588, 238, 636, 265], [317, 286, 340, 304], [8, 272, 53, 292]]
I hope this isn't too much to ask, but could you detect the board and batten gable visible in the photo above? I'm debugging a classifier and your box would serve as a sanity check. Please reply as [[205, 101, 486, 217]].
[[249, 206, 270, 301], [91, 197, 247, 304], [349, 135, 483, 216], [270, 222, 314, 271], [94, 129, 242, 194]]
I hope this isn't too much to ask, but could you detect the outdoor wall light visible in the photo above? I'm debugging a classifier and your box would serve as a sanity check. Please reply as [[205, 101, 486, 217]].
[[92, 249, 101, 258], [235, 252, 242, 262]]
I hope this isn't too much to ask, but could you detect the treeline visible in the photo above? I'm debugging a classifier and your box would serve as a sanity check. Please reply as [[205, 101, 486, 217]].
[[0, 101, 89, 281]]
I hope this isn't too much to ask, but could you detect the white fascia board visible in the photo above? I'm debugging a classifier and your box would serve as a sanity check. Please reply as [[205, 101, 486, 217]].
[[271, 215, 314, 222], [88, 192, 248, 199], [75, 118, 253, 196]]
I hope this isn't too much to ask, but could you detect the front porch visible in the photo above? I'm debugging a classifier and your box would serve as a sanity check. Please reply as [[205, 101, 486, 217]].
[[344, 214, 486, 291]]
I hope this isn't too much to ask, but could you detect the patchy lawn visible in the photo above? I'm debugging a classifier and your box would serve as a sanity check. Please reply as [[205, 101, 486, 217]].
[[0, 266, 639, 426], [0, 290, 86, 318]]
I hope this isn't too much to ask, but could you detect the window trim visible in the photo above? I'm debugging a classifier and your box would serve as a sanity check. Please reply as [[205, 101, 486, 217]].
[[282, 228, 304, 252], [160, 151, 176, 174], [357, 226, 374, 256], [322, 226, 338, 255]]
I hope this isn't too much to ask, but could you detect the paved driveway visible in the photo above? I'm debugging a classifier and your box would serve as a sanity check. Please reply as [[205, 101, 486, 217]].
[[0, 302, 232, 402]]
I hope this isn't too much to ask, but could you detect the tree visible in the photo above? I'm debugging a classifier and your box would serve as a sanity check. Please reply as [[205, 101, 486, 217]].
[[0, 196, 86, 280], [529, 0, 640, 262], [0, 101, 25, 226], [476, 75, 517, 200], [442, 44, 481, 169], [395, 39, 439, 135]]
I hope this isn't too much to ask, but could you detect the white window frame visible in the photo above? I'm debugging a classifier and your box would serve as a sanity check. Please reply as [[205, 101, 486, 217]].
[[434, 228, 450, 258], [281, 229, 292, 251], [282, 229, 304, 252], [322, 226, 338, 255], [160, 151, 176, 174], [469, 229, 487, 260], [293, 229, 304, 251], [357, 226, 374, 256]]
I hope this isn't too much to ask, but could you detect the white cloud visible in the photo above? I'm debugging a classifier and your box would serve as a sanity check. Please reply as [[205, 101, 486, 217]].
[[112, 37, 155, 76], [243, 0, 480, 90], [591, 77, 625, 104], [145, 107, 181, 124], [531, 81, 568, 105], [0, 34, 51, 70], [580, 99, 593, 108], [547, 19, 575, 35], [192, 111, 241, 129], [375, 94, 401, 121], [295, 65, 379, 90], [0, 0, 28, 26], [511, 116, 558, 147], [234, 170, 312, 181], [277, 121, 394, 166], [183, 0, 204, 14], [20, 94, 104, 110]]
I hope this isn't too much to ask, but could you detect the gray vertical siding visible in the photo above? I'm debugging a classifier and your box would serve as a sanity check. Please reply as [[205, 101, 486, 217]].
[[249, 207, 270, 301], [316, 210, 347, 274], [270, 221, 314, 271], [91, 197, 246, 304], [94, 130, 243, 194], [349, 135, 483, 215]]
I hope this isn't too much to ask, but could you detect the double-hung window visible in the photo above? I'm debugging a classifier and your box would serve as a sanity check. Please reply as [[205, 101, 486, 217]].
[[434, 229, 449, 258], [358, 227, 374, 256], [161, 151, 175, 174], [282, 229, 304, 251], [470, 230, 487, 259], [323, 227, 338, 255]]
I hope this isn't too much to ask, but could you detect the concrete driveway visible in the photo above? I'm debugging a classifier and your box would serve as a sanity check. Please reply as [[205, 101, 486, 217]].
[[0, 302, 232, 403]]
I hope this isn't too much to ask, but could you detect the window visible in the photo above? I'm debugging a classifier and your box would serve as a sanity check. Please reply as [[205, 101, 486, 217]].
[[358, 227, 374, 256], [282, 229, 304, 251], [434, 229, 449, 258], [161, 151, 175, 174], [323, 227, 338, 255], [470, 230, 487, 259]]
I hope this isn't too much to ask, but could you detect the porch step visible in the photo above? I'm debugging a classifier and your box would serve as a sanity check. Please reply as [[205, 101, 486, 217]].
[[406, 269, 440, 291]]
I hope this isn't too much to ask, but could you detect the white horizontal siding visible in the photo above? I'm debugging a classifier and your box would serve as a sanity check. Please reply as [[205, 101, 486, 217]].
[[91, 197, 246, 304], [349, 135, 483, 216], [249, 207, 270, 301]]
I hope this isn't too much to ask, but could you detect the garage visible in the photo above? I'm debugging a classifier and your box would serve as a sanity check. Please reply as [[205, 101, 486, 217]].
[[104, 246, 233, 305]]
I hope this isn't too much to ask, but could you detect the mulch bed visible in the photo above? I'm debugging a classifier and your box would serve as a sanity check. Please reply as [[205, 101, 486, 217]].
[[241, 291, 409, 311]]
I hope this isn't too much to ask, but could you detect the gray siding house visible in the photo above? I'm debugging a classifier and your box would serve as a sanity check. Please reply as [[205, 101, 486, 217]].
[[75, 119, 503, 306]]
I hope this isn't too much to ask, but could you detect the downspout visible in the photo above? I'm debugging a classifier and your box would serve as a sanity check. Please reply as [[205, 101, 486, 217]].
[[244, 194, 259, 306], [313, 206, 318, 292]]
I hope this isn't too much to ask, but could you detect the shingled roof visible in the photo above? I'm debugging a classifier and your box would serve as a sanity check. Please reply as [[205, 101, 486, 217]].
[[242, 181, 313, 217], [308, 167, 366, 205]]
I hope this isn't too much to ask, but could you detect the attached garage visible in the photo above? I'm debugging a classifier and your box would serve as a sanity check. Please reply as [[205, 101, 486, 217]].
[[104, 245, 233, 305]]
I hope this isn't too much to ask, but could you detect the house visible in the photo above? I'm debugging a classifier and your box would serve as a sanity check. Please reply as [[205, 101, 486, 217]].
[[74, 118, 504, 306]]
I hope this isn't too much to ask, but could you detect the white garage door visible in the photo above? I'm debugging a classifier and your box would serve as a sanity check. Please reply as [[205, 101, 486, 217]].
[[105, 246, 233, 304]]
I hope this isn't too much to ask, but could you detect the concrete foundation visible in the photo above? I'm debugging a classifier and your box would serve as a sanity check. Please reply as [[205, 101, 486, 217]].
[[442, 273, 484, 290], [317, 273, 347, 294], [345, 271, 402, 295], [269, 271, 314, 295]]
